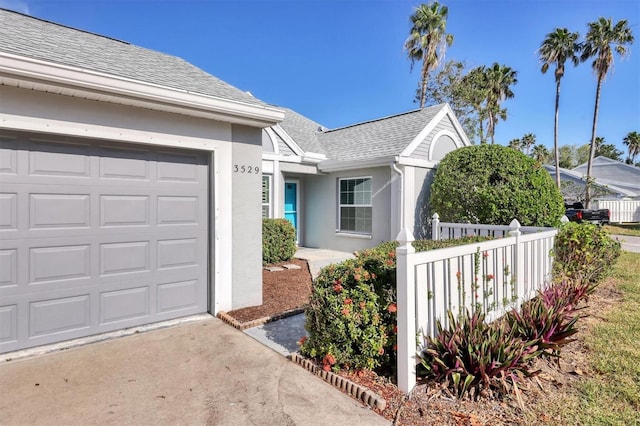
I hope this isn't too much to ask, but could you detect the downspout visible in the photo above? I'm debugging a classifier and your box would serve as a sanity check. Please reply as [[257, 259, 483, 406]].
[[391, 162, 404, 230]]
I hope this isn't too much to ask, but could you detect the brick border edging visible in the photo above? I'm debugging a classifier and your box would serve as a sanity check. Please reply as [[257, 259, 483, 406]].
[[217, 307, 306, 330], [289, 353, 387, 411]]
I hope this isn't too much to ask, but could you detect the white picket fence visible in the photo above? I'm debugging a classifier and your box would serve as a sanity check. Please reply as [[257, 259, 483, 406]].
[[396, 218, 559, 393], [593, 199, 640, 223]]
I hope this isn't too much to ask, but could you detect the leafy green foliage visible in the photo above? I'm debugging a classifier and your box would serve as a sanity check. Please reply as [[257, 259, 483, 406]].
[[418, 310, 540, 398], [301, 237, 493, 373], [552, 222, 621, 284], [262, 219, 296, 265], [430, 144, 564, 226]]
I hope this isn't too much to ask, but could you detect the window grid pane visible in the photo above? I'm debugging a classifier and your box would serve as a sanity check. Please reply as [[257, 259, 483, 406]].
[[262, 175, 271, 218], [338, 177, 372, 234]]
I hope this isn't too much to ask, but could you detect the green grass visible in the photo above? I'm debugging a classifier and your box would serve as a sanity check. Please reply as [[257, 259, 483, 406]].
[[604, 223, 640, 237], [534, 252, 640, 424]]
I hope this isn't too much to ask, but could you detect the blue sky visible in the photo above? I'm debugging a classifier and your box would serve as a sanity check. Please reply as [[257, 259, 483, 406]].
[[2, 0, 639, 155]]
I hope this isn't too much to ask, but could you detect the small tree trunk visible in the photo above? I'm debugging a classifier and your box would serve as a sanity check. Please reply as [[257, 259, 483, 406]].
[[586, 76, 603, 208], [554, 78, 561, 189]]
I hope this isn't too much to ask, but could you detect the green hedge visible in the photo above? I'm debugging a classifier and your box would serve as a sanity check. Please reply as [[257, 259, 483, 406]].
[[262, 219, 296, 265]]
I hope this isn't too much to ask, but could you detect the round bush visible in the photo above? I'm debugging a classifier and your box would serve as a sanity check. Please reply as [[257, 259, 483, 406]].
[[429, 145, 564, 227], [262, 219, 296, 265]]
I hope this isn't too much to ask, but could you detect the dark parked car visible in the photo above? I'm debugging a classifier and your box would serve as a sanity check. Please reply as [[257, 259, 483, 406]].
[[564, 202, 610, 225]]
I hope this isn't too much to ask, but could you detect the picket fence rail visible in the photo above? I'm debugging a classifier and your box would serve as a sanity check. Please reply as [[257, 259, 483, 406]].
[[396, 216, 560, 393], [593, 199, 640, 223]]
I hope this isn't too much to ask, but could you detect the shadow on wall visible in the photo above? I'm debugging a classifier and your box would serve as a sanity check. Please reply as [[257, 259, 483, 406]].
[[414, 172, 435, 240]]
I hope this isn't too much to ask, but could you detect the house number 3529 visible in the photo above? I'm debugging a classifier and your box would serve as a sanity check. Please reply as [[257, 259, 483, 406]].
[[234, 165, 260, 174]]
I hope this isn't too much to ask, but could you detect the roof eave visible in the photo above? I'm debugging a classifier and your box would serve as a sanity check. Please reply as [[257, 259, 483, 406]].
[[318, 156, 397, 172], [0, 52, 284, 127]]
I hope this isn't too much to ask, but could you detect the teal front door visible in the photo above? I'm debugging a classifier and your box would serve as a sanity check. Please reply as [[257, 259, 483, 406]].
[[284, 181, 298, 242]]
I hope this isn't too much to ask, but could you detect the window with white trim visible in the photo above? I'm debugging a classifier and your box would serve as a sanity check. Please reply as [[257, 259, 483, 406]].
[[338, 177, 372, 234], [262, 175, 271, 218]]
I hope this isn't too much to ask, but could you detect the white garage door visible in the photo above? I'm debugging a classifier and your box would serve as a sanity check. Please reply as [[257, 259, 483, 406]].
[[0, 131, 210, 353]]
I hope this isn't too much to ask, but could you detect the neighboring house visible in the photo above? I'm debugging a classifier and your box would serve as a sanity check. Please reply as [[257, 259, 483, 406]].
[[0, 9, 284, 352], [572, 156, 640, 199], [544, 164, 637, 202], [261, 104, 471, 253]]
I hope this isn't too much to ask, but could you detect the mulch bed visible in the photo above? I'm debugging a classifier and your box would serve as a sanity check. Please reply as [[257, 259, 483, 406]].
[[224, 258, 312, 324], [221, 256, 620, 425]]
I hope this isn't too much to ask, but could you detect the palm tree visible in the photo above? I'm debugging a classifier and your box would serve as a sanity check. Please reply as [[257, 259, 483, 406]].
[[521, 133, 536, 155], [532, 144, 550, 163], [405, 2, 454, 108], [538, 28, 581, 188], [581, 17, 634, 207], [623, 131, 640, 164], [484, 63, 517, 144], [508, 138, 522, 151]]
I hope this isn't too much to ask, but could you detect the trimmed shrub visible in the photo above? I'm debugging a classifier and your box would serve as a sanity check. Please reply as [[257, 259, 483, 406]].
[[552, 222, 621, 284], [300, 236, 494, 373], [262, 218, 296, 265], [429, 144, 564, 227], [418, 310, 540, 398]]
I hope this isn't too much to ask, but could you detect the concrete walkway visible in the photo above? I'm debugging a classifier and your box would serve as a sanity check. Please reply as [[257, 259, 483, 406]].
[[611, 234, 640, 253], [0, 317, 388, 426], [295, 247, 355, 279]]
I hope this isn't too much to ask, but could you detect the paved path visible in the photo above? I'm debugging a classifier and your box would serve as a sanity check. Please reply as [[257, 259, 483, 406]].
[[611, 234, 640, 253], [0, 317, 388, 426], [295, 247, 355, 279]]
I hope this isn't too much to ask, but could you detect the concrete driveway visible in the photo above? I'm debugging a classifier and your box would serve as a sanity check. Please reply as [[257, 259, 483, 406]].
[[0, 317, 388, 426]]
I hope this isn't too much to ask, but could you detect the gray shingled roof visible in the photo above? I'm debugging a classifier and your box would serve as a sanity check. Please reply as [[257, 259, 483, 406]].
[[278, 107, 327, 155], [0, 8, 265, 106], [317, 105, 445, 161]]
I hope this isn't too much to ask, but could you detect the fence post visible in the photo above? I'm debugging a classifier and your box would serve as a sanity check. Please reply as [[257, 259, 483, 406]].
[[396, 227, 416, 393], [431, 213, 440, 241], [508, 219, 524, 308], [560, 215, 569, 224]]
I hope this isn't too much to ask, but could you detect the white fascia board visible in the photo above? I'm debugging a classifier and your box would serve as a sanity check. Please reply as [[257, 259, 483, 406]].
[[262, 152, 303, 163], [271, 124, 306, 156], [0, 52, 284, 127], [443, 104, 472, 147], [318, 156, 397, 172], [302, 152, 327, 163], [400, 106, 447, 157], [396, 156, 438, 169]]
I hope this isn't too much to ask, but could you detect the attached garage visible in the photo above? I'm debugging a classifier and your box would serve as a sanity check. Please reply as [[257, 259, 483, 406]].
[[0, 132, 210, 352], [0, 9, 284, 353]]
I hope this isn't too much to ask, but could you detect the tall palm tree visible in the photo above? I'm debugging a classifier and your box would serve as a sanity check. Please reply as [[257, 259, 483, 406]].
[[538, 28, 581, 188], [581, 17, 634, 207], [508, 138, 522, 151], [484, 63, 517, 144], [623, 131, 640, 164], [532, 144, 550, 163], [521, 133, 536, 155], [405, 2, 454, 108]]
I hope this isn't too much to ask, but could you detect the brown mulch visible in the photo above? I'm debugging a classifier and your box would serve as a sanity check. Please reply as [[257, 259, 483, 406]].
[[223, 257, 624, 425], [224, 258, 312, 323]]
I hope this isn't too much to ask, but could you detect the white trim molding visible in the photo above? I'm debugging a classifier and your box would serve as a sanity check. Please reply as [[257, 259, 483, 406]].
[[0, 52, 285, 128]]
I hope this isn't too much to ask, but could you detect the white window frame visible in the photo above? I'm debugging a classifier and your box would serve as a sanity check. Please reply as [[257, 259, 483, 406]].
[[337, 176, 372, 235], [262, 175, 271, 219]]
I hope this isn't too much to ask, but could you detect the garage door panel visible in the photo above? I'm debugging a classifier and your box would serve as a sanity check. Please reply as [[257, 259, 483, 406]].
[[0, 193, 18, 230], [98, 146, 150, 181], [29, 294, 91, 337], [0, 305, 18, 343], [28, 140, 91, 178], [0, 132, 210, 353], [29, 193, 91, 229], [100, 241, 150, 276], [99, 286, 150, 324], [100, 195, 150, 227]]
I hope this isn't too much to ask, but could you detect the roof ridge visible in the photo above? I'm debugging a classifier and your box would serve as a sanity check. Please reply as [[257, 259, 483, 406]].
[[0, 8, 130, 45], [323, 105, 443, 133]]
